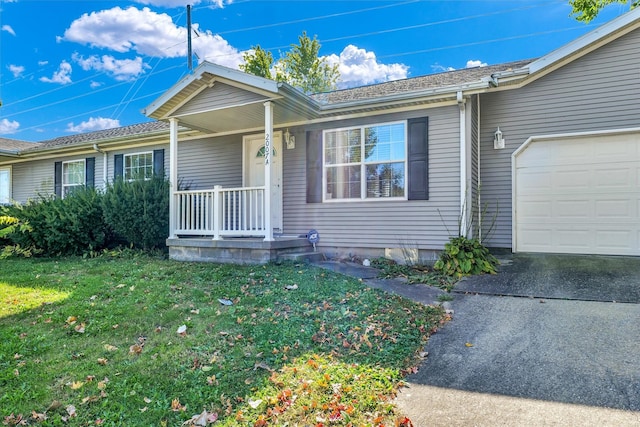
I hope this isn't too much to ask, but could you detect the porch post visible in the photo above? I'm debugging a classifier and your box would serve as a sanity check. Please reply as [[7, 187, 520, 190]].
[[263, 101, 274, 241], [169, 117, 179, 239]]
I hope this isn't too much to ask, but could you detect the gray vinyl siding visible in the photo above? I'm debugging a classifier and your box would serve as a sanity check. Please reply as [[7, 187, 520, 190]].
[[177, 135, 243, 189], [283, 107, 461, 252], [480, 28, 640, 248], [11, 153, 106, 203], [173, 83, 268, 116]]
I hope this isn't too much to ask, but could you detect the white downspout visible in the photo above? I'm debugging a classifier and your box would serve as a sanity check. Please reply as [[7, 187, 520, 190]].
[[92, 144, 108, 190], [477, 94, 482, 241], [169, 118, 179, 239], [457, 91, 469, 237], [263, 101, 274, 242]]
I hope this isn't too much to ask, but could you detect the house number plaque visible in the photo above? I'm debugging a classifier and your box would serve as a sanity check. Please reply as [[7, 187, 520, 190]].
[[264, 133, 271, 165]]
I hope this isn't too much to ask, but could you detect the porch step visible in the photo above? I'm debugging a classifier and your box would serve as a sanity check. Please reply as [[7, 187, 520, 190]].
[[279, 251, 326, 263]]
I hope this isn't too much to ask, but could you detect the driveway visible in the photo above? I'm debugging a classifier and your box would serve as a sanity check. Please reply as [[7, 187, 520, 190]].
[[395, 254, 640, 426]]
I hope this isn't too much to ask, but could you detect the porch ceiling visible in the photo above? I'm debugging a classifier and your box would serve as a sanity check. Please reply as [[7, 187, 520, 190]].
[[174, 97, 318, 135]]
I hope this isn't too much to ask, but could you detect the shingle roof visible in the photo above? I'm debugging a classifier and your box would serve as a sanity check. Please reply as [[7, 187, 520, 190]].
[[0, 137, 40, 152], [312, 59, 534, 105], [22, 121, 170, 152]]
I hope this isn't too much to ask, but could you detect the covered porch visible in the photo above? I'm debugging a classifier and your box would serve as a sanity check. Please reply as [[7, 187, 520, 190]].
[[143, 63, 320, 263]]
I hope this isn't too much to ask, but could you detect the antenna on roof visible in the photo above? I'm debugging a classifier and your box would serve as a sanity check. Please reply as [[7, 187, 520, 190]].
[[187, 4, 193, 71]]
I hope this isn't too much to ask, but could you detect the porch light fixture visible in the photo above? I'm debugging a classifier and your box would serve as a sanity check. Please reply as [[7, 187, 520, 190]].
[[494, 127, 505, 149], [284, 128, 295, 149]]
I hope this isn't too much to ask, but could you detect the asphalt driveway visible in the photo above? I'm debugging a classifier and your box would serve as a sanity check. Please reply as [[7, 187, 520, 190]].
[[395, 254, 640, 426]]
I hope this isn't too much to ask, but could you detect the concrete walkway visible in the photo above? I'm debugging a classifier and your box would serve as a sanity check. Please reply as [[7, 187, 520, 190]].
[[314, 256, 640, 426]]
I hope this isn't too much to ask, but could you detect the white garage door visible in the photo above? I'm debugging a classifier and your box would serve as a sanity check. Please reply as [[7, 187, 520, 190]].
[[514, 132, 640, 255]]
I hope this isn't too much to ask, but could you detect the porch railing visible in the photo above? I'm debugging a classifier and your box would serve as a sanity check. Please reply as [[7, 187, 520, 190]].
[[174, 185, 266, 239]]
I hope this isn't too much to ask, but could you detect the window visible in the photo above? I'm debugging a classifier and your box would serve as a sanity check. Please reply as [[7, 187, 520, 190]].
[[0, 167, 10, 204], [62, 160, 85, 197], [323, 121, 406, 201], [124, 152, 153, 181]]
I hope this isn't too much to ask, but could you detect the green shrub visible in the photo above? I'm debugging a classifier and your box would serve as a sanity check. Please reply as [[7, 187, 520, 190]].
[[3, 188, 110, 256], [102, 176, 169, 250], [434, 236, 498, 278], [0, 211, 40, 258]]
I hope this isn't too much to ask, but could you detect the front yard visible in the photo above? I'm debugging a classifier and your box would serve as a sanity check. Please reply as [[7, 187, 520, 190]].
[[0, 254, 445, 426]]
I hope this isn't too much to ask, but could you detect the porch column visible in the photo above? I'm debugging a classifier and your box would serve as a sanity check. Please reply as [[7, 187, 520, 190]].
[[263, 101, 274, 241], [169, 117, 179, 239]]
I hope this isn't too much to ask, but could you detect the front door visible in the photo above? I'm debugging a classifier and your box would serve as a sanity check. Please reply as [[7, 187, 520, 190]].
[[243, 132, 283, 232]]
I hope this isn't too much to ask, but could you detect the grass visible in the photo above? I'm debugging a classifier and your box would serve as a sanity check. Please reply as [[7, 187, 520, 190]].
[[0, 254, 445, 426], [371, 258, 458, 292]]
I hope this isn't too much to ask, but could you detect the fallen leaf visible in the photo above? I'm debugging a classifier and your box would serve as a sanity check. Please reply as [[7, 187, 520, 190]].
[[70, 381, 84, 390], [66, 405, 76, 418], [139, 407, 148, 413], [103, 344, 118, 352], [248, 399, 263, 409], [285, 284, 298, 290], [116, 284, 126, 288], [218, 298, 233, 306], [144, 397, 152, 404], [465, 342, 474, 347], [97, 358, 108, 366], [201, 365, 213, 372], [190, 309, 200, 314], [66, 316, 77, 325], [31, 411, 47, 422], [74, 323, 86, 333], [177, 325, 187, 336], [171, 398, 186, 412], [129, 344, 143, 355], [253, 361, 273, 372]]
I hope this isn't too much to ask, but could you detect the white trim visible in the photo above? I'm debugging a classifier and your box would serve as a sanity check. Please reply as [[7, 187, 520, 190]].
[[0, 165, 12, 204], [322, 120, 409, 202], [458, 91, 469, 237], [144, 62, 280, 118], [123, 150, 154, 181], [61, 159, 86, 199], [511, 126, 640, 253]]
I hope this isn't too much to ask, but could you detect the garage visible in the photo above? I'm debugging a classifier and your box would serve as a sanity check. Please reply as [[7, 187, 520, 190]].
[[513, 130, 640, 256]]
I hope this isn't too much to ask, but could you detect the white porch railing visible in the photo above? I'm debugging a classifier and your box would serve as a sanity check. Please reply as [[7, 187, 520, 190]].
[[174, 185, 266, 239]]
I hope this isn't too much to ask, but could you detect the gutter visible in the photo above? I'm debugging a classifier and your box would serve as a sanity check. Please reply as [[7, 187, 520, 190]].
[[317, 80, 492, 113]]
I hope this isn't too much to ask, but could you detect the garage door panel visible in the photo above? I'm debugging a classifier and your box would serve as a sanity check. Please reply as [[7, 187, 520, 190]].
[[595, 199, 632, 218], [515, 132, 640, 256]]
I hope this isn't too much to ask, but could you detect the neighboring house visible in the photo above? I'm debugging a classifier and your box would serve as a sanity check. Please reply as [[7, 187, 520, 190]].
[[1, 8, 640, 262]]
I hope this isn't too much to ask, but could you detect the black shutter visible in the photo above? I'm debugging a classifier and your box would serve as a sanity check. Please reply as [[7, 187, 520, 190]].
[[114, 154, 123, 180], [54, 161, 62, 197], [407, 117, 429, 200], [85, 157, 95, 188], [153, 149, 165, 177], [306, 130, 323, 203]]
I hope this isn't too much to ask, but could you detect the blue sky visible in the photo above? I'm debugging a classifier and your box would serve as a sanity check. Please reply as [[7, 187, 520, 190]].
[[0, 0, 631, 142]]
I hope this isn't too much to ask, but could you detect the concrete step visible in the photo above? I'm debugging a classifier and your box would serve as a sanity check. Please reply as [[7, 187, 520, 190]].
[[279, 251, 326, 263]]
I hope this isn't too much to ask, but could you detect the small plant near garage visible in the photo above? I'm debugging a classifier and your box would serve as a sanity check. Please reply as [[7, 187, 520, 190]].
[[434, 236, 499, 278], [372, 257, 458, 291]]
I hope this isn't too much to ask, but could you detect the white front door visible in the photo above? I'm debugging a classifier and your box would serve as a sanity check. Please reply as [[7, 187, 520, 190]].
[[243, 132, 283, 232], [0, 167, 11, 204]]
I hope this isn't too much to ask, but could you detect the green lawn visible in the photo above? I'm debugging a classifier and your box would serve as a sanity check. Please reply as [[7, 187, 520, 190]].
[[0, 254, 445, 426]]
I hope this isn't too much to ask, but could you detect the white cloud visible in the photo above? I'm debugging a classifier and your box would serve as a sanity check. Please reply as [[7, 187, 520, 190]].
[[431, 64, 456, 73], [90, 81, 103, 89], [8, 64, 24, 78], [325, 45, 408, 89], [66, 117, 120, 133], [72, 53, 149, 81], [466, 59, 487, 68], [40, 61, 72, 84], [2, 24, 16, 36], [134, 0, 232, 7], [38, 60, 49, 66], [62, 6, 243, 68], [0, 118, 20, 134]]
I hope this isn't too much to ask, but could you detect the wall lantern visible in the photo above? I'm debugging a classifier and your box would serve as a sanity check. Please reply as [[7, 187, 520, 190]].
[[494, 127, 505, 149], [284, 128, 296, 149]]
